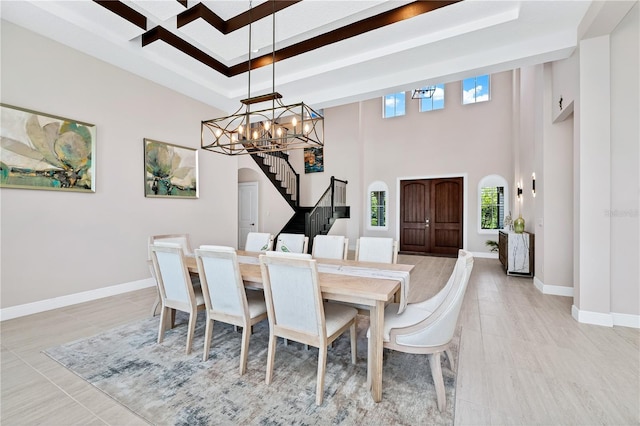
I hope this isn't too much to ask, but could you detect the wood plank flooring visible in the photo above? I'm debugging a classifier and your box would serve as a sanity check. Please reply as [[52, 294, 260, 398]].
[[1, 255, 638, 425]]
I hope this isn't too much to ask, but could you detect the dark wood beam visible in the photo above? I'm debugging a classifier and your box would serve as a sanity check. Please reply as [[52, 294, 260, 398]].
[[146, 0, 461, 77], [142, 26, 229, 76], [228, 1, 460, 76], [177, 1, 301, 34]]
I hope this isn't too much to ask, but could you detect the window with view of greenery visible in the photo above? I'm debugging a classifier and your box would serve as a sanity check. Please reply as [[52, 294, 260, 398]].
[[481, 186, 504, 229], [383, 92, 406, 118], [478, 174, 508, 234], [371, 190, 386, 227], [368, 181, 388, 230]]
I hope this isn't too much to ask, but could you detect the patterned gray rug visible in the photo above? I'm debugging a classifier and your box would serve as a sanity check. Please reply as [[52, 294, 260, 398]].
[[44, 311, 458, 425]]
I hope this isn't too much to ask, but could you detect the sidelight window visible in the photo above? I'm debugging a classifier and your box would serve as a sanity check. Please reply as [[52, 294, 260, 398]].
[[368, 181, 389, 230]]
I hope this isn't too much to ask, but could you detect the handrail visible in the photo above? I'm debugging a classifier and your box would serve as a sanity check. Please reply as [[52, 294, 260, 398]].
[[252, 150, 299, 206], [305, 176, 348, 248]]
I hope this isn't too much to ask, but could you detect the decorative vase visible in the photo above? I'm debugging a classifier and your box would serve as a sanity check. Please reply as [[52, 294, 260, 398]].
[[513, 215, 525, 233]]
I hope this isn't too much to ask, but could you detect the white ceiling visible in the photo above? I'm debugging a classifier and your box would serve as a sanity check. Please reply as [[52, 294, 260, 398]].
[[1, 1, 594, 113]]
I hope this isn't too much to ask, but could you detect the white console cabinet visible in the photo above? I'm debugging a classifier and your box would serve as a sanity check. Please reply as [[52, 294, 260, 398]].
[[498, 231, 534, 277]]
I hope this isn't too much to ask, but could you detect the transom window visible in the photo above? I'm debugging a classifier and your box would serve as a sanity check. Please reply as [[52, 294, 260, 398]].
[[383, 92, 406, 118], [419, 84, 445, 112], [462, 75, 490, 104]]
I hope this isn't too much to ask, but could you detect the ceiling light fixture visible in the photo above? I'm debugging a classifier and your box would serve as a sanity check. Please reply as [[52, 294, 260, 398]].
[[411, 86, 436, 99], [201, 0, 323, 156]]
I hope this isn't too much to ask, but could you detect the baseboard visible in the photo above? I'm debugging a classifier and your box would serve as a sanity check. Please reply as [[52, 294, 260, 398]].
[[571, 304, 617, 327], [471, 251, 498, 259], [611, 312, 640, 329], [533, 277, 573, 297], [0, 278, 155, 322]]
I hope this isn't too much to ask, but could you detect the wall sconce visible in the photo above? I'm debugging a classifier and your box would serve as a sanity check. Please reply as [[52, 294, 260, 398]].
[[532, 173, 536, 197], [517, 184, 523, 200]]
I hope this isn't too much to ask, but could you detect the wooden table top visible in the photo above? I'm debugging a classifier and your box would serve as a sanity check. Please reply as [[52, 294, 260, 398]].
[[186, 251, 414, 306]]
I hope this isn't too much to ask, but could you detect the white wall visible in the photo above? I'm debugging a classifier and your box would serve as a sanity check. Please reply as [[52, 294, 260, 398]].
[[313, 72, 514, 253], [237, 159, 294, 237], [609, 3, 639, 316], [1, 21, 238, 310]]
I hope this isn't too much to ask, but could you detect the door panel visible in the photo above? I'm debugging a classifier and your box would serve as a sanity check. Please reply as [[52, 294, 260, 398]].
[[238, 182, 258, 250], [400, 177, 463, 256], [399, 181, 429, 253]]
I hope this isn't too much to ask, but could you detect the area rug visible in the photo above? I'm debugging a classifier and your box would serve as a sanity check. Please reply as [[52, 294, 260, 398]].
[[44, 311, 458, 425]]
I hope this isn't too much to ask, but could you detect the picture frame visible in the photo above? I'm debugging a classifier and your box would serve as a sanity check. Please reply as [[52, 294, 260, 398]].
[[304, 147, 324, 173], [144, 138, 198, 199], [0, 103, 96, 192]]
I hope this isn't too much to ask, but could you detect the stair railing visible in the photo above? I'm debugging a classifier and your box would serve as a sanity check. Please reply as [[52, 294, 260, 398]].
[[252, 150, 299, 207], [305, 176, 348, 247]]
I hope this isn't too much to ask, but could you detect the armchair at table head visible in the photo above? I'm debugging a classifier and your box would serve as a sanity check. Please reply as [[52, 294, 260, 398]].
[[244, 232, 275, 252], [355, 237, 398, 264], [368, 249, 474, 412], [259, 251, 357, 405], [147, 233, 196, 317], [311, 235, 349, 260]]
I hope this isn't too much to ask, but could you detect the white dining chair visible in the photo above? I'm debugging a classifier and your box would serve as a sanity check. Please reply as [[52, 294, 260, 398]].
[[259, 251, 358, 405], [311, 235, 349, 260], [148, 233, 197, 317], [275, 233, 309, 254], [149, 242, 206, 355], [244, 232, 274, 252], [355, 237, 398, 264], [194, 245, 268, 374], [367, 249, 474, 411]]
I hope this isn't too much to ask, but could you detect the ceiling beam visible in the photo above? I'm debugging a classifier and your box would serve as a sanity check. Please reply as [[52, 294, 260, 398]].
[[142, 0, 460, 77]]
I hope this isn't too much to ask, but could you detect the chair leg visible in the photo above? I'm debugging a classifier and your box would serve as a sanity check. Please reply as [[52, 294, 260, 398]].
[[158, 306, 169, 344], [202, 318, 214, 361], [185, 309, 197, 355], [350, 321, 357, 364], [239, 325, 251, 375], [265, 332, 277, 385], [429, 352, 446, 412], [170, 309, 177, 328], [316, 345, 327, 405], [445, 348, 455, 371], [150, 294, 161, 317]]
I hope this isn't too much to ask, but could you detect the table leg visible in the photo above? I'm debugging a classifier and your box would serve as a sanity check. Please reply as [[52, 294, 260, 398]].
[[369, 300, 384, 402]]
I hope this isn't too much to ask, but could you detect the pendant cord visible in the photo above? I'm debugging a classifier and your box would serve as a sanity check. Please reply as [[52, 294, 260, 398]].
[[271, 0, 276, 123]]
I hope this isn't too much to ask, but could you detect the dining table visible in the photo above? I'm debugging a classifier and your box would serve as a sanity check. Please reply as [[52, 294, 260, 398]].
[[184, 250, 414, 403]]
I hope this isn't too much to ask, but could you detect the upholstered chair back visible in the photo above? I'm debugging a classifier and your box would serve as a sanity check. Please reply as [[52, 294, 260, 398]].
[[355, 237, 398, 264], [261, 252, 322, 336], [311, 235, 348, 260], [245, 232, 274, 252], [275, 233, 309, 254], [195, 245, 246, 317]]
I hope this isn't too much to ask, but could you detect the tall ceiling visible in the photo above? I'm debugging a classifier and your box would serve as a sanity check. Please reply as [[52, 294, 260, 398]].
[[1, 1, 593, 113]]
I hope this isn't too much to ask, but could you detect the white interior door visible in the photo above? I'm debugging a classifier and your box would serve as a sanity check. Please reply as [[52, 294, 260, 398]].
[[238, 182, 259, 250]]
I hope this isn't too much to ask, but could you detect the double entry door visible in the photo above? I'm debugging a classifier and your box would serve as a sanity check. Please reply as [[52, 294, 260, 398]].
[[399, 177, 463, 256]]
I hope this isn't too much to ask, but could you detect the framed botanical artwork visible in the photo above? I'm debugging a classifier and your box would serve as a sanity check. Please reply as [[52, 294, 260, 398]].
[[0, 103, 96, 192], [304, 147, 324, 174], [144, 138, 198, 198]]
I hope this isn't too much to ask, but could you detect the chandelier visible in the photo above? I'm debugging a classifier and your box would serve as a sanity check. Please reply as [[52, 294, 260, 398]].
[[201, 1, 324, 156], [411, 86, 436, 99]]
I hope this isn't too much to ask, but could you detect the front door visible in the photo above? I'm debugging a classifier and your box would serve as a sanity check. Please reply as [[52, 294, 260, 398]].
[[238, 182, 258, 250], [399, 177, 463, 256]]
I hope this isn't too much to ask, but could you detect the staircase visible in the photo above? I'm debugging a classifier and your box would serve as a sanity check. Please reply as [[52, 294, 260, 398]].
[[250, 151, 349, 248]]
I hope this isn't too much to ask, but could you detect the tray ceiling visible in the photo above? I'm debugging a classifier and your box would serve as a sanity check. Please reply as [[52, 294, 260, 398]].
[[1, 1, 592, 112]]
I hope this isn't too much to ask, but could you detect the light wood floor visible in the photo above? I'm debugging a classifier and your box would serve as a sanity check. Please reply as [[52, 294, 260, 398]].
[[1, 255, 638, 425]]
